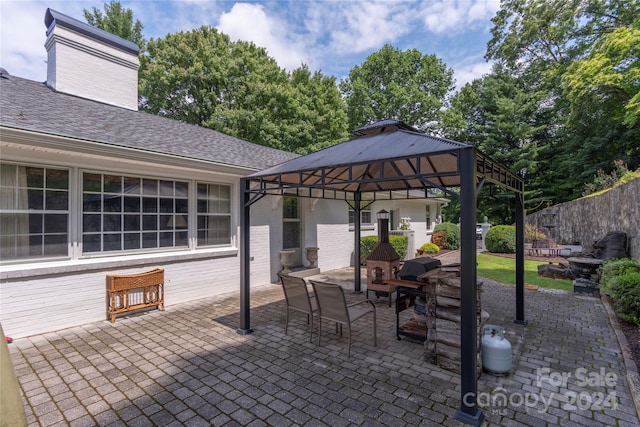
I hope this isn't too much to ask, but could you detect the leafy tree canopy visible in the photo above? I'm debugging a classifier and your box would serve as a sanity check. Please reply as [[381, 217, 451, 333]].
[[84, 0, 146, 50], [139, 27, 348, 153], [339, 44, 454, 132]]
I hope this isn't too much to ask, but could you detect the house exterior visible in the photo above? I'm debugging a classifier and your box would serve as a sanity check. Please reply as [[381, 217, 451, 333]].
[[0, 9, 447, 338]]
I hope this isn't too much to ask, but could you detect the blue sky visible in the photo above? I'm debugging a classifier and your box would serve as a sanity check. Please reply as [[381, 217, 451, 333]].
[[1, 0, 501, 90]]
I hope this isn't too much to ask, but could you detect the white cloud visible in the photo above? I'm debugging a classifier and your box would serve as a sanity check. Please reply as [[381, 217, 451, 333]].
[[323, 1, 414, 54], [419, 0, 500, 34], [218, 3, 309, 71], [453, 59, 493, 89]]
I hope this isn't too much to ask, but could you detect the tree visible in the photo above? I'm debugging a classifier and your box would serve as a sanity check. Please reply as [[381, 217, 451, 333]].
[[139, 27, 348, 153], [84, 0, 146, 50], [339, 44, 454, 132], [442, 65, 548, 222], [289, 65, 349, 153], [485, 0, 640, 201]]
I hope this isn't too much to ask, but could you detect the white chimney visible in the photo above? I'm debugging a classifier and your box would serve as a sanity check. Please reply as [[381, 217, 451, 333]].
[[44, 8, 140, 111]]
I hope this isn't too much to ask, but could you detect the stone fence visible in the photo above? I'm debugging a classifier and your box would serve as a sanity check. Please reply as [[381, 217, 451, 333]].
[[525, 178, 639, 261]]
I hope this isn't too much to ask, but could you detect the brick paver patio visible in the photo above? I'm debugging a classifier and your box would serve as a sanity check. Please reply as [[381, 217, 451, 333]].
[[6, 256, 640, 426]]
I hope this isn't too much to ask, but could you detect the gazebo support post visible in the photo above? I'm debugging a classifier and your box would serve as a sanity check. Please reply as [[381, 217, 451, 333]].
[[455, 149, 484, 426], [238, 178, 253, 335], [353, 191, 362, 293], [514, 193, 528, 325]]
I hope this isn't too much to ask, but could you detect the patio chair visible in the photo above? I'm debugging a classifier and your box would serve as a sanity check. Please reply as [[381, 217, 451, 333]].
[[309, 280, 377, 357], [278, 273, 318, 342]]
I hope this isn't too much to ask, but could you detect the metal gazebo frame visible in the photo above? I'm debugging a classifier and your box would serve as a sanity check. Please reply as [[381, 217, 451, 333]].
[[238, 120, 526, 425]]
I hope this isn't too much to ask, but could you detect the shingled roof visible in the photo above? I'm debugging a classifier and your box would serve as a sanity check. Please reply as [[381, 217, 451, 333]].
[[0, 74, 299, 170]]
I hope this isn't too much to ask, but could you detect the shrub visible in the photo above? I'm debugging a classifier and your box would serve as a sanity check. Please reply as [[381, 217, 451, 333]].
[[432, 230, 447, 249], [582, 159, 629, 196], [359, 235, 408, 265], [525, 223, 546, 243], [433, 222, 460, 250], [600, 258, 640, 294], [608, 270, 640, 325], [485, 225, 516, 253], [420, 242, 440, 254]]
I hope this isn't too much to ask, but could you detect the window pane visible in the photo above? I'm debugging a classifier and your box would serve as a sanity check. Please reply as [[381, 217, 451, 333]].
[[83, 234, 101, 253], [103, 214, 121, 232], [43, 234, 67, 256], [28, 214, 43, 233], [159, 198, 173, 213], [103, 195, 122, 212], [46, 169, 69, 190], [175, 199, 188, 214], [84, 173, 102, 192], [28, 235, 42, 256], [44, 214, 67, 234], [143, 197, 157, 212], [46, 190, 68, 210], [103, 234, 121, 251], [124, 233, 140, 250], [175, 231, 188, 246], [124, 196, 140, 212], [124, 215, 140, 231], [159, 181, 174, 196], [28, 189, 43, 210], [83, 215, 101, 233], [143, 215, 157, 230], [143, 179, 157, 195], [142, 232, 157, 248], [124, 177, 141, 194], [175, 182, 188, 197], [160, 232, 173, 247], [283, 221, 300, 249], [26, 167, 44, 188], [83, 194, 101, 212], [283, 196, 298, 219], [104, 175, 122, 193]]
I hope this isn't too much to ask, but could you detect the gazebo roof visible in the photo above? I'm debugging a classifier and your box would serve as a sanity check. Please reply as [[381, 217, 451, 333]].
[[246, 119, 523, 198]]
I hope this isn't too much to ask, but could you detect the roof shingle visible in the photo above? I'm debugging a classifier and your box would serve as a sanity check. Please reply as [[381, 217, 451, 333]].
[[0, 75, 299, 170]]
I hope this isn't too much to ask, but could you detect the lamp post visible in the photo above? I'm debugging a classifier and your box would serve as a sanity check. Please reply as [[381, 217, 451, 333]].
[[541, 202, 558, 238]]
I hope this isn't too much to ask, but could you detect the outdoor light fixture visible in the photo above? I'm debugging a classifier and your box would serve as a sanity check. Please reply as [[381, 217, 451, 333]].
[[541, 202, 557, 229], [376, 209, 389, 221]]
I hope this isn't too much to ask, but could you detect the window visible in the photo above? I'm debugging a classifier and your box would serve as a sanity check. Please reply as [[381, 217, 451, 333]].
[[348, 202, 373, 226], [197, 183, 231, 247], [0, 163, 69, 260], [282, 196, 300, 250], [82, 173, 189, 253]]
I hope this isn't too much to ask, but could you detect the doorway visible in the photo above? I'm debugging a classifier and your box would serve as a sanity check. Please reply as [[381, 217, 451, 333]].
[[282, 196, 302, 267]]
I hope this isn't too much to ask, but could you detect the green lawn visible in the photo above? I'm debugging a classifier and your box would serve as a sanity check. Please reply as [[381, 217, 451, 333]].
[[476, 253, 573, 291]]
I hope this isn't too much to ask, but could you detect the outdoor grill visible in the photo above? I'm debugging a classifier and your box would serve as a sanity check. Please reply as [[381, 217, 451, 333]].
[[398, 257, 442, 281]]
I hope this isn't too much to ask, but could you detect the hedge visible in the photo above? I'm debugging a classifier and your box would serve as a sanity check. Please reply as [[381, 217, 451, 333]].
[[359, 235, 408, 265], [485, 225, 516, 253]]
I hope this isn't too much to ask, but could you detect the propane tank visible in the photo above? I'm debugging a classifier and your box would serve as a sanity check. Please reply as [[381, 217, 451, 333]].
[[482, 324, 512, 375]]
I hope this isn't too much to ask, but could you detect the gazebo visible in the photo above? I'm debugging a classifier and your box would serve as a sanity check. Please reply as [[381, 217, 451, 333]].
[[238, 119, 526, 425]]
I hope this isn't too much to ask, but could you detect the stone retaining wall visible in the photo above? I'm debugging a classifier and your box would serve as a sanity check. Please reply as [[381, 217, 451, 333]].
[[525, 178, 639, 261]]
